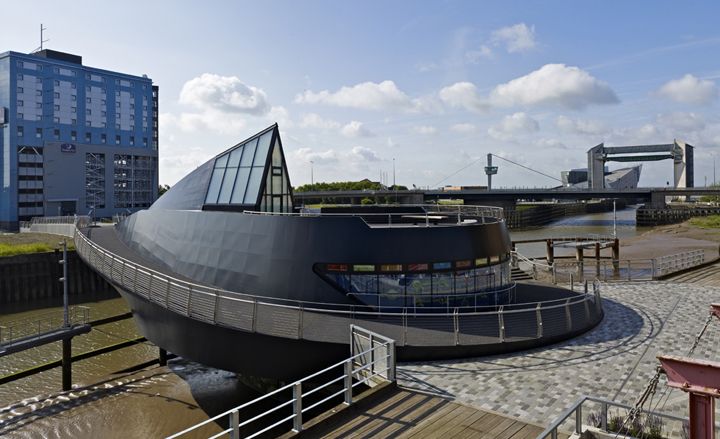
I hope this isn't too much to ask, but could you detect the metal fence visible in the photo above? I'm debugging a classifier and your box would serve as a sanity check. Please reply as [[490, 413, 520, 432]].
[[537, 395, 719, 439], [550, 250, 705, 283], [166, 325, 396, 439], [73, 226, 603, 348], [0, 306, 90, 344]]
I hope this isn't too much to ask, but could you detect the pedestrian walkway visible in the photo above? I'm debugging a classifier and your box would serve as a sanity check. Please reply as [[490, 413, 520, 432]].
[[397, 282, 720, 427]]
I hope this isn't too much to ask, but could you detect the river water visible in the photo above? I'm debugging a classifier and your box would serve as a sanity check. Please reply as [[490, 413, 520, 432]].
[[0, 206, 645, 408]]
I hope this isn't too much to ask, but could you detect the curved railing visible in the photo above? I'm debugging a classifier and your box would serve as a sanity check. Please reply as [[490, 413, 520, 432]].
[[243, 204, 505, 227], [72, 223, 603, 348]]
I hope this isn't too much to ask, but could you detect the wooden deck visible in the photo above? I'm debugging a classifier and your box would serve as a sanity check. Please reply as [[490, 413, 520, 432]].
[[295, 387, 565, 439]]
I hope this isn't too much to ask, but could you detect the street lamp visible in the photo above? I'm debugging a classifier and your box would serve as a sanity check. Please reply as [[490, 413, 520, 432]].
[[310, 160, 314, 186]]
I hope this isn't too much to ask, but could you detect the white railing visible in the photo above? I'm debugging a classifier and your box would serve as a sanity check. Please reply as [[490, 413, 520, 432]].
[[537, 395, 720, 439], [74, 225, 602, 346], [512, 251, 552, 279], [166, 325, 395, 439], [654, 249, 705, 277], [550, 250, 706, 283]]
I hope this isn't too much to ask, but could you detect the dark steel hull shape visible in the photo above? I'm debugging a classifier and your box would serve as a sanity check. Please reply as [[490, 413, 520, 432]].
[[74, 124, 604, 380]]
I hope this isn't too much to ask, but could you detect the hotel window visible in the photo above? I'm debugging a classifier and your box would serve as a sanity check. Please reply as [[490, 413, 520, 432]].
[[115, 135, 121, 145], [85, 132, 91, 142], [71, 106, 77, 113], [142, 137, 147, 146], [54, 92, 60, 99], [101, 99, 106, 106], [101, 111, 106, 117], [85, 121, 92, 127], [54, 80, 60, 86], [130, 125, 134, 131], [35, 90, 42, 97], [54, 117, 60, 124], [86, 85, 91, 92], [71, 82, 76, 89], [86, 109, 92, 116], [130, 104, 135, 110], [17, 86, 23, 93], [72, 118, 77, 125], [87, 97, 92, 104], [35, 102, 42, 109], [54, 105, 60, 111], [130, 136, 135, 146], [71, 130, 77, 141], [101, 134, 106, 144], [17, 126, 24, 137], [17, 100, 23, 107], [35, 76, 42, 83], [17, 61, 23, 68], [72, 95, 77, 102], [35, 128, 42, 138], [53, 129, 60, 140], [17, 73, 23, 80]]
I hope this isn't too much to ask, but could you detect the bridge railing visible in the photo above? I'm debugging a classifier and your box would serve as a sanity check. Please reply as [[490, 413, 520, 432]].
[[0, 306, 90, 344], [73, 227, 603, 348], [166, 325, 396, 439]]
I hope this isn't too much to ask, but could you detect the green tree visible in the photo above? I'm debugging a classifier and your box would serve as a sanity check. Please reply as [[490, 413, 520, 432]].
[[158, 184, 171, 197]]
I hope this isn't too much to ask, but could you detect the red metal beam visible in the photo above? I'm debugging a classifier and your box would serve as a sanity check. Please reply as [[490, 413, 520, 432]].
[[658, 355, 720, 397], [658, 355, 720, 439], [711, 303, 720, 321]]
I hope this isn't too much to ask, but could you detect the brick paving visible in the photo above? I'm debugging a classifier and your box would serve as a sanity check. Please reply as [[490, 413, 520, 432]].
[[397, 282, 720, 427]]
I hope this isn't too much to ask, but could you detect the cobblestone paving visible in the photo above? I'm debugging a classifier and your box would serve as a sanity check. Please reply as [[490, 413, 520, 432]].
[[397, 282, 720, 429]]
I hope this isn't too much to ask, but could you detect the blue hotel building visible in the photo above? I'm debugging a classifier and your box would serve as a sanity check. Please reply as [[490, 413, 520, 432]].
[[0, 49, 158, 230]]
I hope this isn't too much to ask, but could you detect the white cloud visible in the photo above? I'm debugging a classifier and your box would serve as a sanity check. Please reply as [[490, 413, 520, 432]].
[[535, 138, 568, 150], [295, 80, 414, 111], [299, 113, 340, 130], [465, 45, 493, 63], [555, 115, 607, 135], [491, 23, 537, 53], [341, 121, 375, 138], [657, 74, 719, 105], [412, 125, 438, 135], [655, 112, 706, 131], [291, 147, 338, 164], [490, 64, 619, 109], [179, 73, 270, 115], [488, 112, 539, 140], [350, 146, 381, 162], [450, 123, 477, 133], [438, 82, 489, 112]]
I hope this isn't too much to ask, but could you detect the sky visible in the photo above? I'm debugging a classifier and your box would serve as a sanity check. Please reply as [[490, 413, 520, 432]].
[[3, 1, 720, 189]]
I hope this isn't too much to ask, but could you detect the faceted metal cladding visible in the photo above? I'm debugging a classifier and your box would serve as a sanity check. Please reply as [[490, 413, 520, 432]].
[[88, 124, 605, 379]]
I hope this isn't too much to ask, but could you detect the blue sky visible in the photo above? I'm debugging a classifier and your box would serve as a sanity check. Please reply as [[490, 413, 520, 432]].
[[3, 1, 720, 188]]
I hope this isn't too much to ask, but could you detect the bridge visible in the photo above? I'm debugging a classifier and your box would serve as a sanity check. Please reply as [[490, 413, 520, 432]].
[[294, 187, 720, 207]]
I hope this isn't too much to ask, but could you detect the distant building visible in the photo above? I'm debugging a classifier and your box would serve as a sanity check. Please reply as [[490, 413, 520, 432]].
[[561, 165, 642, 189], [0, 49, 158, 230]]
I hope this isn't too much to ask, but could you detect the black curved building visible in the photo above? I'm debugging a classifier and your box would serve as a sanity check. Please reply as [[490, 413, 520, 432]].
[[75, 124, 603, 380]]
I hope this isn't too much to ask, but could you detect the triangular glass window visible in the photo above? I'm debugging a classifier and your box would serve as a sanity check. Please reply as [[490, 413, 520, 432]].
[[203, 124, 293, 212]]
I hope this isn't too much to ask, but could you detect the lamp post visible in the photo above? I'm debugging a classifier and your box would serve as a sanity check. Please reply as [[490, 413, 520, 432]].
[[310, 160, 314, 186]]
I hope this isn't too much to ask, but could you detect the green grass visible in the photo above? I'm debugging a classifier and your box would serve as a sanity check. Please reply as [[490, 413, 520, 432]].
[[0, 232, 75, 257], [689, 215, 720, 228]]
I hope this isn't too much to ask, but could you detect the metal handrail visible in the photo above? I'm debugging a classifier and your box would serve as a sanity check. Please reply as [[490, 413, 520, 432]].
[[537, 394, 706, 439], [73, 225, 603, 347], [0, 306, 90, 344], [243, 204, 504, 219], [167, 325, 396, 439]]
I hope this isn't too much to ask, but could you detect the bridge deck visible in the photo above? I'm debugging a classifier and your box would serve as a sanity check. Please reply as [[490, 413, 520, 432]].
[[294, 387, 560, 439]]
